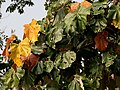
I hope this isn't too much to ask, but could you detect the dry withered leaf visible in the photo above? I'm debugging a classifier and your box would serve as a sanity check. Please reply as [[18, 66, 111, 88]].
[[115, 45, 120, 52], [2, 34, 16, 57], [94, 31, 108, 51], [12, 63, 18, 71], [20, 54, 39, 71], [2, 46, 9, 57]]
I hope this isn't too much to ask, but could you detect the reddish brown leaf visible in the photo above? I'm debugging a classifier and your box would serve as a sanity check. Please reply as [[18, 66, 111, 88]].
[[94, 31, 108, 51], [20, 54, 39, 71], [115, 45, 120, 52], [12, 64, 18, 72], [2, 34, 16, 57], [2, 46, 9, 57]]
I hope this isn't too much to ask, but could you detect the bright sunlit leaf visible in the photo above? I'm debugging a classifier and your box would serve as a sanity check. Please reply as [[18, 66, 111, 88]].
[[112, 20, 120, 29], [23, 19, 41, 42], [18, 38, 31, 57], [10, 38, 31, 67]]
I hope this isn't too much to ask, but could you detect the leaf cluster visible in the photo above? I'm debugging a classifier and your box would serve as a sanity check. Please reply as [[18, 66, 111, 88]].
[[1, 0, 120, 90]]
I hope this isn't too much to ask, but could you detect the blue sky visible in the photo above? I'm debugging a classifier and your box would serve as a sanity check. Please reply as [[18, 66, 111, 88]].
[[0, 0, 46, 39]]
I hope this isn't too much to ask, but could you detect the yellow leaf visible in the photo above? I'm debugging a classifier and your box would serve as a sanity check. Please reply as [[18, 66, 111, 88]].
[[10, 43, 22, 67], [10, 43, 19, 59], [14, 57, 23, 67], [112, 20, 120, 29], [18, 38, 31, 57], [24, 19, 41, 42], [10, 38, 31, 67]]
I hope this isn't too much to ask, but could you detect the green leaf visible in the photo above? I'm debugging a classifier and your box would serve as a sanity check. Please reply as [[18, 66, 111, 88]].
[[90, 17, 107, 32], [68, 75, 84, 90], [53, 29, 63, 43], [55, 50, 76, 69], [24, 70, 35, 87], [92, 1, 107, 15], [12, 74, 19, 88], [31, 44, 44, 55], [102, 52, 117, 67], [0, 68, 24, 89], [68, 80, 75, 90], [64, 12, 76, 32], [78, 6, 91, 15], [46, 80, 59, 90], [44, 58, 54, 73], [107, 5, 120, 22], [64, 6, 90, 32], [32, 61, 44, 75], [53, 7, 66, 25]]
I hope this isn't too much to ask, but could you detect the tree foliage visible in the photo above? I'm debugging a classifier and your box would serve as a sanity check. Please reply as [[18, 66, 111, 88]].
[[1, 0, 120, 90], [0, 0, 34, 14]]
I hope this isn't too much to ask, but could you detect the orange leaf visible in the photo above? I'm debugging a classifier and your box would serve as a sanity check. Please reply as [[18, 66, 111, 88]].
[[94, 31, 108, 51], [80, 1, 92, 8], [6, 34, 16, 45], [69, 1, 92, 13], [2, 34, 16, 57], [23, 19, 41, 42], [70, 2, 80, 12], [20, 54, 39, 71]]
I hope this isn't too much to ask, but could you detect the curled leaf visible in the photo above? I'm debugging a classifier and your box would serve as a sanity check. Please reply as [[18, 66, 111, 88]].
[[2, 46, 9, 57], [2, 34, 16, 57], [94, 31, 108, 51], [6, 34, 16, 45]]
